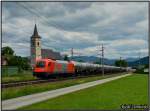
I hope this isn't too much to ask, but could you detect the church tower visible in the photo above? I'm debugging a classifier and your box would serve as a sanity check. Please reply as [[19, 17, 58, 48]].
[[30, 24, 41, 66]]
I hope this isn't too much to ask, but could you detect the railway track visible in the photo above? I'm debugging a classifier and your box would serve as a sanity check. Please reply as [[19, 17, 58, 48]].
[[2, 73, 126, 89], [2, 79, 52, 88]]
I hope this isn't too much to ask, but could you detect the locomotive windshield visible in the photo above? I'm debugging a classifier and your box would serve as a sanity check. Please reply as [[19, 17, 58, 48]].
[[36, 61, 45, 68]]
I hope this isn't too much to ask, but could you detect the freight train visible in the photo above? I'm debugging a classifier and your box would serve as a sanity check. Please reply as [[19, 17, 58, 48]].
[[33, 58, 132, 78]]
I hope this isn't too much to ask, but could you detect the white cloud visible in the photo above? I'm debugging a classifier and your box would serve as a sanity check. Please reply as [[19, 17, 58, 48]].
[[109, 39, 147, 47], [2, 43, 30, 57], [2, 2, 148, 59]]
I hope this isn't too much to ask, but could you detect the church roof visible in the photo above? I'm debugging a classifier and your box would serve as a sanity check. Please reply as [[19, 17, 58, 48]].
[[31, 24, 41, 38], [41, 49, 62, 60]]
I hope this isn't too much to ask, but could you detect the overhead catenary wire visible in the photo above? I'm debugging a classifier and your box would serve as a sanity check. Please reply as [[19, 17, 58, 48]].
[[15, 2, 65, 31], [14, 2, 126, 61], [11, 3, 113, 60], [15, 2, 74, 53]]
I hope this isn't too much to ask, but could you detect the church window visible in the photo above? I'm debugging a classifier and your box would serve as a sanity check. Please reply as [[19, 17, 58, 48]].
[[37, 42, 39, 46]]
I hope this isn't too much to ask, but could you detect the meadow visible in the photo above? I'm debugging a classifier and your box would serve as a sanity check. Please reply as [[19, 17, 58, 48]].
[[21, 74, 148, 110], [2, 73, 123, 100], [2, 71, 37, 83]]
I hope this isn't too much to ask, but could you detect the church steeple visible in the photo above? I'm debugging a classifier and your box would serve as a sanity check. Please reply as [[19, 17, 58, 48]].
[[30, 24, 41, 66], [32, 24, 41, 38]]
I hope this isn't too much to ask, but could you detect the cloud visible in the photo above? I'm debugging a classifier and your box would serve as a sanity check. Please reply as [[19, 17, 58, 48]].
[[62, 2, 92, 12], [2, 43, 30, 57], [2, 2, 148, 59], [62, 38, 148, 59]]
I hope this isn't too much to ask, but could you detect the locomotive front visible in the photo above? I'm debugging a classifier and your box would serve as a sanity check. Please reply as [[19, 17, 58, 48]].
[[33, 59, 53, 77]]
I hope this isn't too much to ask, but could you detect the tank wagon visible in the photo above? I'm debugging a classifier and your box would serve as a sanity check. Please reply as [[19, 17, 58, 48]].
[[33, 58, 130, 78]]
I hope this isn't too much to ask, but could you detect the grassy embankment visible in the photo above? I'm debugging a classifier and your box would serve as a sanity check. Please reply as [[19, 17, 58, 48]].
[[2, 73, 124, 100], [21, 74, 148, 110], [2, 71, 37, 83]]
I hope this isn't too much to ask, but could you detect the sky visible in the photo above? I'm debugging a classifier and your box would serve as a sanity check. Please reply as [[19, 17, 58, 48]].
[[2, 2, 149, 59]]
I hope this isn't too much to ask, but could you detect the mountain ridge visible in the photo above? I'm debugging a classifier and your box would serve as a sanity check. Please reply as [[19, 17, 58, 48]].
[[71, 56, 149, 67]]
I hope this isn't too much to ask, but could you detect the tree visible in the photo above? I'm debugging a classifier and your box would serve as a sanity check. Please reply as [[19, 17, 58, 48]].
[[115, 59, 128, 67], [64, 55, 69, 61], [8, 56, 31, 70], [2, 46, 14, 62], [21, 57, 31, 70], [94, 61, 101, 64], [78, 60, 84, 62], [144, 64, 149, 68], [2, 46, 31, 71], [2, 46, 14, 56]]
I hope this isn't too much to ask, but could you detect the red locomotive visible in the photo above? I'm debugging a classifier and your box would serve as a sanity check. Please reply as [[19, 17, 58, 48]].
[[33, 59, 75, 77], [33, 58, 131, 78]]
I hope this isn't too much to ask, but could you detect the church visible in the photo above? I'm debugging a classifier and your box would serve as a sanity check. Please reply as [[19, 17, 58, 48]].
[[30, 24, 62, 66]]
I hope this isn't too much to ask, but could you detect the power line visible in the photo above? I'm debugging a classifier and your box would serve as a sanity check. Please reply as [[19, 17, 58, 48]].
[[15, 2, 65, 31], [11, 2, 121, 62], [15, 2, 72, 54], [8, 3, 107, 61], [70, 48, 85, 59], [16, 3, 87, 54]]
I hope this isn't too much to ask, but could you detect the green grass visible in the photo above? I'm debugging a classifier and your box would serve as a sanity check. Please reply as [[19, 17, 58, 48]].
[[2, 73, 123, 100], [21, 74, 148, 110], [2, 71, 37, 83]]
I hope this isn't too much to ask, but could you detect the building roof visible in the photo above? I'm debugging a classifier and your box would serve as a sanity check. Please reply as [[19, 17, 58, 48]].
[[41, 49, 62, 60], [31, 24, 41, 38]]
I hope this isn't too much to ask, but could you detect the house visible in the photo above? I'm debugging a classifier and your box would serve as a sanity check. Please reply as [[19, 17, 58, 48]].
[[2, 56, 8, 66]]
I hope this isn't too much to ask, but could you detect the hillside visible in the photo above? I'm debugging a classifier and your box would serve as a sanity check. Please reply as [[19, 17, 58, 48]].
[[72, 56, 115, 65], [128, 56, 149, 67], [71, 56, 149, 67]]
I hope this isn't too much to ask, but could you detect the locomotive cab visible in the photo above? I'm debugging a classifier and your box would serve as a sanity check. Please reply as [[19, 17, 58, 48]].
[[33, 59, 54, 77]]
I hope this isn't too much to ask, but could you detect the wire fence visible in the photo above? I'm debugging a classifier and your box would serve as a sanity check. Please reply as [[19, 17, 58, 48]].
[[2, 66, 21, 77]]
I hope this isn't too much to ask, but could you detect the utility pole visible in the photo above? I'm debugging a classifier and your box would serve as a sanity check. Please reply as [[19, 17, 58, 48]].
[[71, 48, 73, 60], [120, 57, 122, 72], [138, 51, 141, 69], [98, 44, 104, 76], [101, 44, 104, 76]]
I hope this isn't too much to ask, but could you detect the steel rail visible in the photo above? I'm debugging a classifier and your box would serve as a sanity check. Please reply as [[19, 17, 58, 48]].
[[2, 72, 127, 89]]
